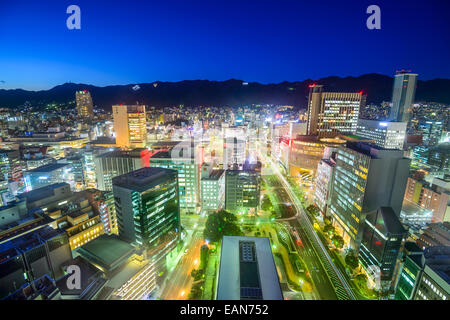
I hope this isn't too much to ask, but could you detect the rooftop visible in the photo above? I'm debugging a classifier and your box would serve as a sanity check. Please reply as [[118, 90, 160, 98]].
[[378, 206, 407, 235], [76, 234, 136, 272], [97, 148, 149, 159], [203, 169, 224, 181], [423, 246, 450, 285], [344, 141, 404, 159], [151, 147, 195, 159], [112, 167, 178, 193], [26, 163, 69, 173], [0, 226, 65, 260], [217, 236, 283, 300], [17, 182, 70, 203]]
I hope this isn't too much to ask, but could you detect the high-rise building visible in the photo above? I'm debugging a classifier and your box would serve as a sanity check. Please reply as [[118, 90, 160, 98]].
[[0, 179, 11, 207], [404, 177, 450, 223], [201, 169, 225, 211], [289, 136, 345, 181], [359, 207, 407, 292], [328, 142, 410, 251], [84, 189, 118, 235], [112, 167, 180, 261], [150, 147, 201, 211], [0, 149, 23, 182], [413, 121, 444, 163], [0, 226, 72, 299], [416, 222, 450, 249], [356, 119, 407, 150], [394, 242, 423, 300], [306, 85, 365, 137], [217, 236, 283, 300], [94, 148, 151, 191], [112, 104, 147, 148], [76, 90, 94, 118], [225, 169, 260, 214], [427, 143, 450, 172], [224, 137, 246, 170], [314, 147, 337, 215], [418, 121, 444, 147], [413, 246, 450, 300], [389, 70, 418, 123], [395, 245, 450, 300]]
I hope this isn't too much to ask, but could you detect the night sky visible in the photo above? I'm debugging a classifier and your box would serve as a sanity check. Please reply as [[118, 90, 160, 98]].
[[1, 0, 449, 90]]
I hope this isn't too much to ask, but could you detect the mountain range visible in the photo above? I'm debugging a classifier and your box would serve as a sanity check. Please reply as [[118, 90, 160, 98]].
[[1, 73, 450, 110]]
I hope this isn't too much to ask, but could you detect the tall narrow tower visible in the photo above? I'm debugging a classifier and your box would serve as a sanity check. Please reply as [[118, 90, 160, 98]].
[[112, 104, 147, 148], [389, 70, 418, 122], [75, 90, 94, 118]]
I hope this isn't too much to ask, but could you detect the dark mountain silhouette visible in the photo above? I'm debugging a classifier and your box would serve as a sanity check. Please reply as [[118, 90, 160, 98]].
[[1, 74, 449, 110]]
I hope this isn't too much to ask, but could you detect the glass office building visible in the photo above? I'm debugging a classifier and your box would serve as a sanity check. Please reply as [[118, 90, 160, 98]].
[[112, 167, 180, 262]]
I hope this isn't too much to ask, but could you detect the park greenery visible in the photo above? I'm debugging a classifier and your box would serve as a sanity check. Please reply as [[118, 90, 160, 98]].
[[188, 245, 209, 299], [306, 204, 320, 217], [203, 209, 243, 243], [331, 234, 345, 249], [345, 249, 360, 270], [261, 194, 274, 211]]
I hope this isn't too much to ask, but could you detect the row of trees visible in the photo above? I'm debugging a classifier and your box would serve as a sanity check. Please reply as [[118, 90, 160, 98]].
[[306, 204, 320, 217], [188, 244, 210, 300], [321, 218, 345, 249]]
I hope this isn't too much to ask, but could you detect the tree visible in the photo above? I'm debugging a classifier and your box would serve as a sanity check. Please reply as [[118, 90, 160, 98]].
[[323, 224, 335, 236], [354, 273, 368, 288], [331, 235, 344, 249], [261, 195, 273, 211], [200, 245, 209, 270], [345, 250, 359, 269], [306, 205, 320, 217], [203, 210, 243, 242]]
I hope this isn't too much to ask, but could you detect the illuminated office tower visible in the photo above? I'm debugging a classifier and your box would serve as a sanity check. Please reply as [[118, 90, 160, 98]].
[[306, 85, 365, 137], [396, 246, 450, 300], [0, 179, 11, 207], [150, 148, 201, 211], [225, 169, 260, 214], [0, 149, 23, 182], [419, 121, 444, 146], [201, 169, 225, 211], [314, 148, 338, 216], [356, 119, 407, 150], [94, 148, 151, 191], [328, 142, 410, 252], [75, 90, 94, 118], [413, 121, 444, 163], [224, 137, 246, 170], [394, 242, 423, 300], [112, 104, 147, 148], [112, 167, 180, 261], [389, 70, 418, 123], [84, 189, 118, 235], [359, 207, 407, 292]]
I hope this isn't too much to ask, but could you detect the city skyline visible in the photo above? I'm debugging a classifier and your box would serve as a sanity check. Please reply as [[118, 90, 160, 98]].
[[0, 0, 449, 306], [1, 0, 450, 90]]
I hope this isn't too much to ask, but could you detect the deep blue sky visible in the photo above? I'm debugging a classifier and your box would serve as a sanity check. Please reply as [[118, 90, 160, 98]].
[[1, 0, 449, 90]]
